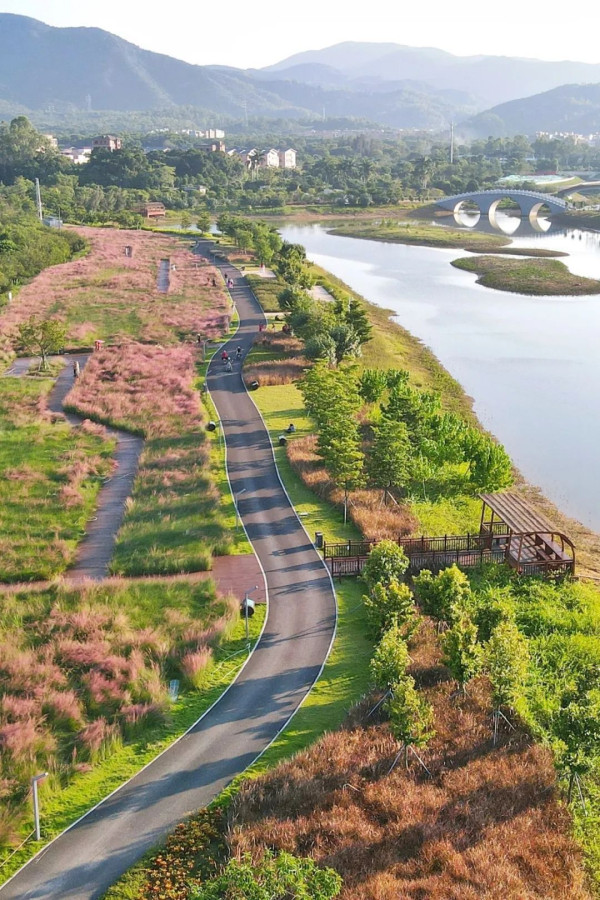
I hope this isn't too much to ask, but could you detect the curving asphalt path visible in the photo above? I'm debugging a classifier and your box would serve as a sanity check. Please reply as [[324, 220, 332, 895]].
[[0, 244, 337, 899]]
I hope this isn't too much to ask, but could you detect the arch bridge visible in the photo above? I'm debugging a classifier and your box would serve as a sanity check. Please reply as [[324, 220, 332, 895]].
[[436, 189, 567, 228]]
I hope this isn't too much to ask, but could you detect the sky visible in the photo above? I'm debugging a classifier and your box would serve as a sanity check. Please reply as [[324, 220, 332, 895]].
[[1, 0, 599, 70]]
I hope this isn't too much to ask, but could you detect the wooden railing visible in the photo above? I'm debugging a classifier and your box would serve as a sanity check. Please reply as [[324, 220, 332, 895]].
[[322, 530, 574, 578]]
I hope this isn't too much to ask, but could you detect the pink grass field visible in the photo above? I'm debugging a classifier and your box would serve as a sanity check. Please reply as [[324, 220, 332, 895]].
[[0, 583, 236, 844], [65, 342, 204, 438], [0, 227, 231, 358]]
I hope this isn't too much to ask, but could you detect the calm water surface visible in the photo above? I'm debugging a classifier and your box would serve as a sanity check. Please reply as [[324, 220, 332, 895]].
[[279, 221, 600, 531]]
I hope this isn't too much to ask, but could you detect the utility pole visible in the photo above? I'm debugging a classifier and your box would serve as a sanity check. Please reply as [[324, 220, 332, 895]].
[[35, 178, 43, 222]]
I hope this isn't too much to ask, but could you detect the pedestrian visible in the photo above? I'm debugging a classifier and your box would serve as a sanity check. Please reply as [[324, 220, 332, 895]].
[[236, 346, 242, 359], [225, 359, 233, 372], [73, 360, 80, 378], [221, 349, 229, 361], [212, 277, 217, 287], [286, 423, 296, 434]]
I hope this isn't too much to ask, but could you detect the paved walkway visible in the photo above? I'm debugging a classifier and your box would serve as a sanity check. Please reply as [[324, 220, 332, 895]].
[[0, 244, 336, 899], [4, 355, 144, 582]]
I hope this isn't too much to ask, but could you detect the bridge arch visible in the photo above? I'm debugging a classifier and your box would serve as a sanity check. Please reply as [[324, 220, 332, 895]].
[[436, 189, 567, 224]]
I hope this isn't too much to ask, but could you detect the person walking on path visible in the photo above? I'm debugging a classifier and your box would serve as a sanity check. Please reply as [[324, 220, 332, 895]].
[[73, 360, 80, 378]]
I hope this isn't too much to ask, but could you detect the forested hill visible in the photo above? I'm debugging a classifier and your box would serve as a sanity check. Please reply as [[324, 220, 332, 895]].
[[464, 83, 600, 138], [265, 41, 600, 109], [0, 14, 476, 129], [0, 14, 302, 116]]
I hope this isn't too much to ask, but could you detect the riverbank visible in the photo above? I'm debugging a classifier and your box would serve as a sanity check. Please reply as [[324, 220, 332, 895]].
[[452, 254, 600, 295], [302, 256, 600, 579]]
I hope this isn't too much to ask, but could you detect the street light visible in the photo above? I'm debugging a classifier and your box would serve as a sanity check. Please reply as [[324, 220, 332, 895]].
[[234, 488, 247, 529], [241, 586, 259, 642], [31, 772, 48, 841]]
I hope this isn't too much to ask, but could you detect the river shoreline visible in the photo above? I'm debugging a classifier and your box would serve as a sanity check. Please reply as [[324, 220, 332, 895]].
[[286, 224, 600, 578]]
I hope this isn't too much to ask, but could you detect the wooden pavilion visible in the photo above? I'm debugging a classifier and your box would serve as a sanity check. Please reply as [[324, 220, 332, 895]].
[[479, 492, 575, 576], [321, 492, 575, 578]]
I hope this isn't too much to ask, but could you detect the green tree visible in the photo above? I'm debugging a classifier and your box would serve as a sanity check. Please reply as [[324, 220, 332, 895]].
[[370, 622, 410, 690], [362, 540, 409, 593], [484, 620, 529, 712], [554, 690, 600, 803], [368, 418, 412, 504], [358, 368, 388, 404], [191, 850, 342, 900], [196, 211, 211, 233], [413, 565, 471, 623], [16, 316, 67, 370], [442, 613, 483, 694], [323, 432, 365, 524], [388, 675, 435, 766], [363, 579, 416, 637]]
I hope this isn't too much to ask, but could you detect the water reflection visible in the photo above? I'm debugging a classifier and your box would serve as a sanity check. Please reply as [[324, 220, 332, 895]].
[[451, 209, 552, 235]]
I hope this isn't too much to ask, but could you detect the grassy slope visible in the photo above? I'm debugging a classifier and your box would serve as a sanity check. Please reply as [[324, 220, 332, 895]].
[[0, 377, 114, 581], [452, 254, 600, 295]]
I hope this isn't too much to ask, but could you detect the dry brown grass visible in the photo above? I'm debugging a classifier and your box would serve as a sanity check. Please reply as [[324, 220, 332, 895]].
[[287, 434, 417, 540], [230, 620, 591, 900], [244, 333, 308, 387]]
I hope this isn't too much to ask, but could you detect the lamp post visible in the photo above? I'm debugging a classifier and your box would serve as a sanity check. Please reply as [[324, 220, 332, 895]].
[[31, 772, 48, 841], [242, 585, 259, 642], [234, 488, 246, 529]]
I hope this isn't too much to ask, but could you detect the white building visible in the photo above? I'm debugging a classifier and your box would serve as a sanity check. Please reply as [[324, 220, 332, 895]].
[[259, 149, 280, 168], [61, 147, 92, 165], [278, 148, 297, 169]]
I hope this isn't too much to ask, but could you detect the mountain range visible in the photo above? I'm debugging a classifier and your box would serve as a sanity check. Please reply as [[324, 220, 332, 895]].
[[1, 14, 600, 136]]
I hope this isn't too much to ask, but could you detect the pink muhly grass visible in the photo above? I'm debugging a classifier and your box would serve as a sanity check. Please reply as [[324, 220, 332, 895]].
[[47, 607, 110, 641], [0, 719, 56, 769], [58, 483, 83, 508], [83, 671, 129, 711], [120, 702, 166, 735], [0, 695, 40, 722], [41, 691, 84, 730], [180, 646, 214, 689], [76, 718, 119, 761], [66, 342, 204, 438], [1, 648, 67, 693], [54, 638, 113, 672]]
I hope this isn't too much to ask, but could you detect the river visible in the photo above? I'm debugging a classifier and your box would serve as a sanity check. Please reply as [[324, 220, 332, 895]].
[[278, 220, 600, 532]]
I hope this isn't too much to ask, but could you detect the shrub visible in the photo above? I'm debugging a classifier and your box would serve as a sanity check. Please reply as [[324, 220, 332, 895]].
[[441, 614, 483, 694], [362, 541, 409, 593], [370, 624, 410, 691], [413, 565, 471, 623], [363, 579, 416, 636], [191, 849, 342, 900]]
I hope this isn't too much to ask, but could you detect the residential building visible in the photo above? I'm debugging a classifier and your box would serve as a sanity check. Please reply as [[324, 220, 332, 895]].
[[278, 148, 297, 169], [135, 202, 166, 219], [61, 147, 92, 165], [259, 149, 280, 168], [92, 135, 122, 151]]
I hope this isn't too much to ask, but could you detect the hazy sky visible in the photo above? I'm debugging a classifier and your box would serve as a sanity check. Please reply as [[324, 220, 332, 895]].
[[2, 0, 599, 69]]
